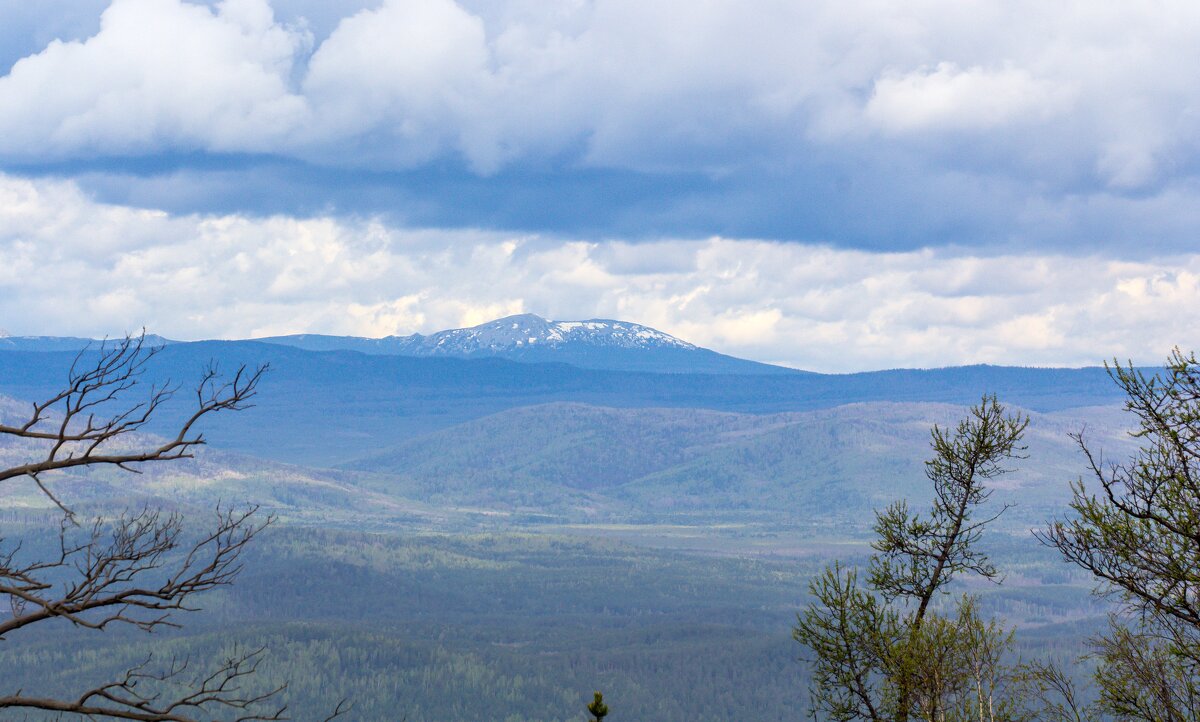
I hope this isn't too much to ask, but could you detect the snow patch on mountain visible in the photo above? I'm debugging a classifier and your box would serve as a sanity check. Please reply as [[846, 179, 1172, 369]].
[[394, 314, 697, 355]]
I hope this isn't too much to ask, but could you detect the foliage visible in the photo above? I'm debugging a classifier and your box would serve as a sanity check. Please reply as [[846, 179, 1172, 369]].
[[0, 515, 1107, 721], [794, 396, 1031, 721], [587, 691, 609, 721], [1042, 349, 1200, 720], [1091, 621, 1200, 720]]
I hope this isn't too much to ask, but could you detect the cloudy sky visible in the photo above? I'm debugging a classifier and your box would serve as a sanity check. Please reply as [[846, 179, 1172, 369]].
[[2, 0, 1199, 371]]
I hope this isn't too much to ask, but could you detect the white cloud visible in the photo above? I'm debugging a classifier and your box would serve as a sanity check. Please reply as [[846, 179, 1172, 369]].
[[300, 0, 495, 169], [866, 63, 1064, 133], [4, 173, 1200, 372], [0, 0, 309, 158], [2, 0, 1200, 192]]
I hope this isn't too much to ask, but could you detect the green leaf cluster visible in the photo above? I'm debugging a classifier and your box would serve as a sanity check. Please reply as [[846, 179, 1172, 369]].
[[795, 396, 1031, 721], [1043, 349, 1200, 720]]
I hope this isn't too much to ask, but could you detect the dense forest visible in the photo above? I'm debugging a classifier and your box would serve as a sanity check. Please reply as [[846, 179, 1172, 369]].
[[0, 522, 1101, 720], [0, 341, 1194, 720]]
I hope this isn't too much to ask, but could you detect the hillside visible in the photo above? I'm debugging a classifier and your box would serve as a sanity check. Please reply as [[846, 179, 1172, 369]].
[[0, 342, 1131, 467], [0, 333, 175, 352], [0, 394, 409, 522], [348, 401, 1136, 527]]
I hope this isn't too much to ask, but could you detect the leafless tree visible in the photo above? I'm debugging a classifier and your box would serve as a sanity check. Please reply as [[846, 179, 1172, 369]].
[[0, 334, 345, 721]]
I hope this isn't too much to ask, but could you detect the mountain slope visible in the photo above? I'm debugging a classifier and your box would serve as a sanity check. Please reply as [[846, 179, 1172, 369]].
[[0, 334, 175, 352], [255, 314, 797, 374], [0, 393, 409, 520], [347, 401, 1136, 524], [0, 341, 1131, 467]]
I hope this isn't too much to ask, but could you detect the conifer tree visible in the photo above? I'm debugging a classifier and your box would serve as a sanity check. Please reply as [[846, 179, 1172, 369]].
[[1041, 349, 1200, 720], [587, 691, 609, 721], [794, 396, 1028, 721]]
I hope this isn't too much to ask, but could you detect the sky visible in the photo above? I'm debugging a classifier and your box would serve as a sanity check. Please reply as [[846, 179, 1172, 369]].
[[2, 0, 1199, 371]]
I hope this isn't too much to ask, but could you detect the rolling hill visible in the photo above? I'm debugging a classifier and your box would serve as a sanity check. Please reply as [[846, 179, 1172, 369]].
[[347, 401, 1137, 526], [0, 341, 1131, 467]]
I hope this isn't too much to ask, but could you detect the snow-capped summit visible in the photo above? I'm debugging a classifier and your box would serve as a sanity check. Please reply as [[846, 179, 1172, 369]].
[[410, 314, 697, 355], [255, 314, 796, 375], [0, 318, 796, 375]]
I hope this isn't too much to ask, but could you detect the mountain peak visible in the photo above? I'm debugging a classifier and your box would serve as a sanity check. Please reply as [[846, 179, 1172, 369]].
[[243, 315, 795, 374], [409, 315, 697, 354], [493, 313, 548, 324]]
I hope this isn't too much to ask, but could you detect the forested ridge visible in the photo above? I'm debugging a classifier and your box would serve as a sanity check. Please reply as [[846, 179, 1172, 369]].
[[0, 342, 1192, 720]]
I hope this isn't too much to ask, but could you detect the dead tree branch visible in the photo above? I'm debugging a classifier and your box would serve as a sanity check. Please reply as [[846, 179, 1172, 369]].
[[0, 333, 345, 719], [0, 333, 266, 517]]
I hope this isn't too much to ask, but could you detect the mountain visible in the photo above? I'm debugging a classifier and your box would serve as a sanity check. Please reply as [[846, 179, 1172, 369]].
[[0, 333, 175, 352], [254, 314, 797, 375], [346, 401, 1136, 524], [0, 341, 1131, 467]]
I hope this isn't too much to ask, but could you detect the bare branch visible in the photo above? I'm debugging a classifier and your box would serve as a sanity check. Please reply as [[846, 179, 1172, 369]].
[[0, 332, 267, 517], [0, 331, 348, 720], [0, 506, 269, 639], [0, 646, 287, 721]]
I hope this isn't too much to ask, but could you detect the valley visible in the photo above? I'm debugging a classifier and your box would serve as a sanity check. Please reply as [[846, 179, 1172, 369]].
[[0, 328, 1141, 720]]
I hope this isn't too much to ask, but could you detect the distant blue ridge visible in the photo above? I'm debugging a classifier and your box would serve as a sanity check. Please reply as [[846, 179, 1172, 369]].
[[1, 314, 796, 376], [0, 337, 1129, 468]]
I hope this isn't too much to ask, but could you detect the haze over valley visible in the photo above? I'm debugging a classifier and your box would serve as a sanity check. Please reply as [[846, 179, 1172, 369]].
[[0, 319, 1142, 719]]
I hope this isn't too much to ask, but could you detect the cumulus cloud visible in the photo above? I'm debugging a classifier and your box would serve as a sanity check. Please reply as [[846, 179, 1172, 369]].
[[0, 0, 309, 158], [300, 0, 495, 169], [2, 0, 1200, 195], [4, 173, 1200, 372], [865, 63, 1064, 133]]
